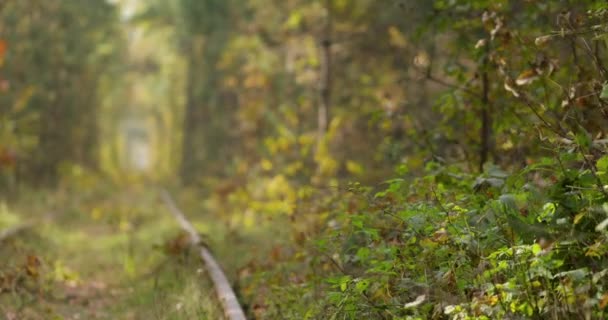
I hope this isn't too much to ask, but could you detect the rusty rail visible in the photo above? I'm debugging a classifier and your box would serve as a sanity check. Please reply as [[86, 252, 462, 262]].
[[0, 222, 34, 242], [161, 190, 247, 320]]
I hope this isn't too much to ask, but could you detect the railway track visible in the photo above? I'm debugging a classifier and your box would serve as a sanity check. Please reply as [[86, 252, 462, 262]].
[[0, 221, 34, 242], [161, 189, 247, 320]]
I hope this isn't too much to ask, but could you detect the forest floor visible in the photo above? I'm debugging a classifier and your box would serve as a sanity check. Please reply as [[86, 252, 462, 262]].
[[0, 184, 234, 320]]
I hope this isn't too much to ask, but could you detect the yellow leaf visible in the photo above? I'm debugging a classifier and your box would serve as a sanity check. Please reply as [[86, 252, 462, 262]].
[[420, 237, 438, 249], [346, 161, 364, 176], [504, 80, 520, 97], [501, 139, 514, 150], [13, 86, 36, 112], [261, 159, 273, 171], [244, 73, 268, 89], [535, 35, 553, 47], [433, 228, 449, 243], [475, 39, 487, 49], [285, 161, 303, 176], [223, 76, 238, 88], [414, 51, 430, 68], [91, 208, 103, 220], [600, 293, 608, 309], [585, 241, 603, 257], [574, 212, 586, 225], [119, 220, 132, 232], [285, 12, 302, 29], [388, 26, 408, 48], [516, 69, 539, 86], [25, 255, 41, 278], [335, 0, 348, 10]]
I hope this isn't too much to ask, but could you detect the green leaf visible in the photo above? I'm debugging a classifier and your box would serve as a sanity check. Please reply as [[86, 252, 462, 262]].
[[499, 194, 518, 213], [554, 268, 589, 281], [597, 155, 608, 172], [356, 247, 370, 260], [575, 131, 592, 150], [539, 203, 557, 222], [601, 82, 608, 99], [339, 275, 351, 292], [355, 279, 369, 294]]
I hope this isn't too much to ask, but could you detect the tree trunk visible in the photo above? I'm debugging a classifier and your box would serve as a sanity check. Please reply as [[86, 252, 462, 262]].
[[479, 42, 492, 172], [317, 0, 333, 141], [180, 51, 200, 185]]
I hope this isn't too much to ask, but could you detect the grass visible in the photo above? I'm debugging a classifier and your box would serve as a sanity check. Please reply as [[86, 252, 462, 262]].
[[0, 179, 298, 319], [0, 183, 223, 320]]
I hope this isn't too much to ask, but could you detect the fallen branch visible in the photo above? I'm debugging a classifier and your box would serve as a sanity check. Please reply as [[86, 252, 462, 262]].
[[160, 189, 247, 320]]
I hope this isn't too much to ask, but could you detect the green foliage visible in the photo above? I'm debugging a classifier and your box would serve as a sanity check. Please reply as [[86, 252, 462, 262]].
[[0, 0, 124, 187], [223, 1, 608, 319], [241, 155, 608, 319]]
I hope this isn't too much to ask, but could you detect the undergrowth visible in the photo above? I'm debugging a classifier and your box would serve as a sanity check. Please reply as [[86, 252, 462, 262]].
[[240, 154, 608, 319]]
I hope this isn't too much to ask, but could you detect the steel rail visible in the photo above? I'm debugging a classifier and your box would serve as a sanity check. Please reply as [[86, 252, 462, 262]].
[[161, 189, 247, 320], [0, 222, 34, 242]]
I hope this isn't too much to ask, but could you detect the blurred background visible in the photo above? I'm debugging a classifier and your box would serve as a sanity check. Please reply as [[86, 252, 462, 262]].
[[2, 0, 604, 192], [0, 0, 470, 191]]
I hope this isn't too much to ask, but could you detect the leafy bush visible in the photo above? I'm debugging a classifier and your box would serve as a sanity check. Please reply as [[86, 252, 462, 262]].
[[243, 153, 608, 319]]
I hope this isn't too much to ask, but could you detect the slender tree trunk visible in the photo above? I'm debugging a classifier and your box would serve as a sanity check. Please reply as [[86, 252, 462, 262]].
[[317, 0, 332, 141], [180, 51, 200, 185], [179, 38, 222, 185], [479, 41, 492, 172]]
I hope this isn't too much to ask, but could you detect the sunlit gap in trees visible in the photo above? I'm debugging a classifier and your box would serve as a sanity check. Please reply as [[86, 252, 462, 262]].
[[120, 116, 152, 173]]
